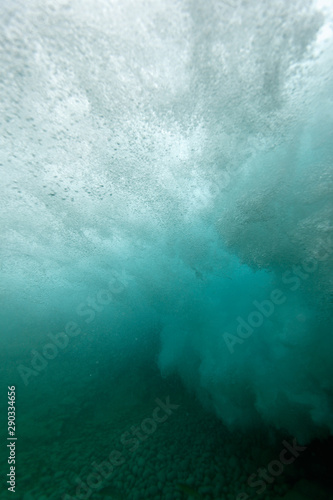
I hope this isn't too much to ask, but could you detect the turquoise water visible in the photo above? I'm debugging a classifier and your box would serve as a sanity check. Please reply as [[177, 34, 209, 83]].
[[1, 0, 333, 499]]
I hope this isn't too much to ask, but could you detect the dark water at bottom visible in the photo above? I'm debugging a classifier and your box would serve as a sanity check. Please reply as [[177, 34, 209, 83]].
[[2, 351, 332, 500]]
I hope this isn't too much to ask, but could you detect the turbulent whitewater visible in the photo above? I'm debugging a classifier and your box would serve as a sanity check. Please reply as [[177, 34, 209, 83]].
[[1, 0, 333, 444]]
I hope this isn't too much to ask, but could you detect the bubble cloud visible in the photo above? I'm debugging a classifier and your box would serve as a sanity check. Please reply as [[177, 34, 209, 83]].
[[1, 0, 333, 443]]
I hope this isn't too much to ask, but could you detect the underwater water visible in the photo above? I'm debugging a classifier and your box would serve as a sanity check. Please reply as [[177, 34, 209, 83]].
[[1, 0, 333, 499]]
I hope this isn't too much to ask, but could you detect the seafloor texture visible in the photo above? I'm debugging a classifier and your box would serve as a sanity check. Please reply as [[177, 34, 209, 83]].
[[1, 0, 333, 499], [0, 358, 332, 500]]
